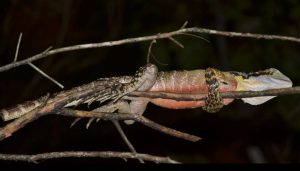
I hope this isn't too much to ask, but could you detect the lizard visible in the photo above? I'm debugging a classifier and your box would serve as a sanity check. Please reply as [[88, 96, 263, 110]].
[[84, 65, 293, 126], [0, 63, 293, 125]]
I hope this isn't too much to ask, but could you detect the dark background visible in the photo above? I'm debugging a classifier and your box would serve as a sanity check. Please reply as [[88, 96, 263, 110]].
[[0, 0, 300, 164]]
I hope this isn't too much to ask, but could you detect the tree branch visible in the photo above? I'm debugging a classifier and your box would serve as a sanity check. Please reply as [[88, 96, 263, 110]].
[[0, 86, 298, 142], [128, 86, 300, 101], [60, 109, 201, 142], [0, 106, 201, 142], [1, 27, 300, 72], [0, 151, 179, 164]]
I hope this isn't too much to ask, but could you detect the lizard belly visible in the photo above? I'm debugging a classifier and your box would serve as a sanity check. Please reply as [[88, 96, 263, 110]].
[[149, 70, 237, 109], [150, 96, 234, 109]]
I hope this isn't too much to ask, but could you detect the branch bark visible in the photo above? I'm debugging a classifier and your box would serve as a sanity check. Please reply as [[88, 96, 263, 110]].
[[0, 106, 201, 142], [1, 27, 300, 72], [0, 151, 179, 164], [60, 109, 201, 142], [0, 86, 298, 142]]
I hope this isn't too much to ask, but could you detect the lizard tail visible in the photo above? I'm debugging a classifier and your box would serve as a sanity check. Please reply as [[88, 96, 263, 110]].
[[235, 68, 292, 105], [0, 96, 46, 121]]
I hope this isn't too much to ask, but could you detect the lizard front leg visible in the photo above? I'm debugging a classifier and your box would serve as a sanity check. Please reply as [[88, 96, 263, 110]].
[[202, 67, 224, 113], [95, 63, 158, 125]]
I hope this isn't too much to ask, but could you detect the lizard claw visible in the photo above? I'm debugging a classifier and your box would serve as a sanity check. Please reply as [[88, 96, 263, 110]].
[[86, 118, 95, 129], [70, 118, 81, 128]]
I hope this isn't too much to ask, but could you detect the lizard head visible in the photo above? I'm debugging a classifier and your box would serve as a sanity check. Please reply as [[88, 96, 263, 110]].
[[231, 68, 293, 105], [132, 63, 158, 91]]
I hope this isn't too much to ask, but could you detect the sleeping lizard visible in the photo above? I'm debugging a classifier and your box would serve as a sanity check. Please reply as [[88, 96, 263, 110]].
[[0, 63, 293, 125]]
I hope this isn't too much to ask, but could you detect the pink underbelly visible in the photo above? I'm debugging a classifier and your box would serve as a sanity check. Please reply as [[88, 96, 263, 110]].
[[148, 71, 237, 109], [150, 98, 234, 109]]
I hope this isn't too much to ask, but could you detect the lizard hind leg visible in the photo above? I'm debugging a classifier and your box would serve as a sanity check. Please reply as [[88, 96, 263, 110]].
[[88, 100, 131, 128], [69, 101, 131, 129]]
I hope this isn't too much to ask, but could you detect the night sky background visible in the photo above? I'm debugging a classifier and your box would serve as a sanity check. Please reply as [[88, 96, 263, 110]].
[[0, 0, 300, 164]]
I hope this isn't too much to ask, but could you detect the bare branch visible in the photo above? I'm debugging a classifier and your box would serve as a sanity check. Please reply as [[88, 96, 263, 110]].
[[146, 40, 157, 63], [168, 37, 184, 48], [128, 86, 300, 101], [0, 104, 200, 142], [13, 33, 22, 62], [0, 151, 179, 164], [112, 120, 144, 163], [180, 21, 188, 29], [1, 27, 300, 72], [60, 109, 201, 142]]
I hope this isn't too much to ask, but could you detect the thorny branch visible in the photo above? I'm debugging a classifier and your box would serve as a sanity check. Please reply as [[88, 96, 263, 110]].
[[0, 151, 179, 164], [1, 26, 300, 72]]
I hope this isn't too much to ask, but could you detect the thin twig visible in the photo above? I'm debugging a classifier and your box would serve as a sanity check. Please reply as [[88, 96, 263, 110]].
[[112, 120, 144, 163], [1, 27, 300, 72], [128, 86, 300, 101], [180, 21, 188, 29], [147, 40, 157, 63], [28, 62, 64, 89], [179, 32, 210, 42], [0, 151, 179, 164], [168, 37, 184, 48], [11, 33, 63, 89], [13, 32, 22, 62]]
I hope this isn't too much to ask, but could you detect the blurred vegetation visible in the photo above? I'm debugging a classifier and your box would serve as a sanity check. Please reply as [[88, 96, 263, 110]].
[[0, 0, 300, 164]]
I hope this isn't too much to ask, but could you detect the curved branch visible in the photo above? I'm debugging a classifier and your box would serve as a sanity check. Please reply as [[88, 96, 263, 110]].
[[1, 27, 300, 72], [0, 151, 179, 164]]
